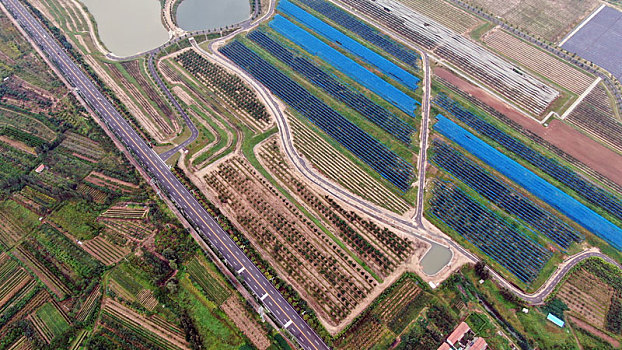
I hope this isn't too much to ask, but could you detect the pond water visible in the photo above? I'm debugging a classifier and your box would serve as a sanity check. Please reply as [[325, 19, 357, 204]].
[[79, 0, 169, 57], [176, 0, 251, 32], [420, 243, 453, 275]]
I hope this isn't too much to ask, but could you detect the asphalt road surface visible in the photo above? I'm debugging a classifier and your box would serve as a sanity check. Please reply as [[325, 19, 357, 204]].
[[0, 0, 328, 348], [147, 53, 199, 161]]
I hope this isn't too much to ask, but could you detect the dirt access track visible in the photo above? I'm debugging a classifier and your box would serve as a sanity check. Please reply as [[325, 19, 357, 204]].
[[434, 67, 622, 187]]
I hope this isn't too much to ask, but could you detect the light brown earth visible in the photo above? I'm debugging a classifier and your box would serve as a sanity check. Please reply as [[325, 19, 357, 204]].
[[220, 296, 271, 350], [569, 316, 621, 348], [434, 67, 622, 186]]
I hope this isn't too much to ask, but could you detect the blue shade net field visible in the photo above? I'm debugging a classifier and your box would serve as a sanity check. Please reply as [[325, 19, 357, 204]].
[[247, 30, 415, 144], [220, 41, 415, 192], [293, 0, 420, 69], [434, 114, 622, 251], [278, 0, 420, 90], [269, 15, 420, 116], [430, 140, 583, 250], [429, 180, 552, 284], [434, 93, 622, 224]]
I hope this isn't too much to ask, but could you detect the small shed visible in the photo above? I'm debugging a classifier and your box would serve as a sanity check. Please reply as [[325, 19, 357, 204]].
[[547, 313, 565, 328]]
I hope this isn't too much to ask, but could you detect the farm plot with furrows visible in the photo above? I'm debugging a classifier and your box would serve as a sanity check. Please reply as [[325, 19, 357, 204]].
[[482, 29, 593, 94], [107, 266, 158, 311], [248, 29, 416, 144], [99, 299, 189, 350], [76, 184, 108, 204], [430, 140, 583, 249], [567, 84, 622, 153], [268, 15, 420, 116], [220, 41, 415, 192], [120, 60, 174, 120], [185, 257, 229, 306], [0, 125, 46, 149], [372, 278, 421, 323], [0, 141, 38, 179], [428, 181, 552, 284], [0, 107, 56, 142], [80, 236, 129, 266], [289, 117, 411, 213], [11, 244, 71, 299], [99, 218, 156, 241], [104, 62, 175, 137], [258, 139, 417, 279], [278, 0, 421, 91], [174, 50, 271, 130], [30, 301, 70, 343], [75, 285, 101, 322], [399, 0, 483, 33], [84, 171, 140, 193], [434, 95, 622, 240], [556, 268, 614, 328], [100, 204, 148, 220], [293, 0, 421, 68], [14, 186, 56, 213], [337, 0, 560, 116], [465, 0, 600, 42], [0, 200, 40, 249], [44, 150, 93, 180], [0, 255, 34, 310], [205, 156, 375, 324], [59, 131, 105, 162]]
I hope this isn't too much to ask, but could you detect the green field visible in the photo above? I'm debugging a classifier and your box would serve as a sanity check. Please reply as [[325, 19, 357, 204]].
[[36, 302, 70, 338]]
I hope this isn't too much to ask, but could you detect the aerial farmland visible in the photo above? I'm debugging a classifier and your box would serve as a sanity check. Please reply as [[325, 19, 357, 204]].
[[0, 0, 620, 349]]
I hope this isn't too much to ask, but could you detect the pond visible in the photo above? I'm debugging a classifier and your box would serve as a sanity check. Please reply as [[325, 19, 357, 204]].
[[176, 0, 251, 32], [79, 0, 169, 57], [420, 243, 453, 276]]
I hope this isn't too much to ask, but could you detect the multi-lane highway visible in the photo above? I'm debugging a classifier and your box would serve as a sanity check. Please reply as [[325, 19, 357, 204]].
[[0, 0, 328, 349]]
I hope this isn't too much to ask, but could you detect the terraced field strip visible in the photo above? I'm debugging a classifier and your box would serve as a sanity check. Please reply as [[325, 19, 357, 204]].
[[101, 299, 189, 350], [557, 268, 614, 327], [12, 245, 70, 299], [0, 257, 33, 308], [0, 201, 39, 248], [76, 285, 101, 322], [289, 117, 410, 214], [60, 131, 105, 161], [482, 29, 593, 94], [205, 156, 375, 324], [100, 205, 148, 220], [81, 236, 129, 265], [84, 171, 139, 193], [100, 218, 154, 241]]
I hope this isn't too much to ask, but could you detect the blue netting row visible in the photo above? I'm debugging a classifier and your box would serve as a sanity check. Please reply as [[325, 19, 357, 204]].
[[434, 93, 622, 223], [293, 0, 420, 69], [270, 15, 419, 116], [434, 114, 622, 250], [279, 0, 419, 90], [220, 41, 414, 191], [248, 30, 415, 144], [429, 181, 552, 284], [430, 140, 584, 249]]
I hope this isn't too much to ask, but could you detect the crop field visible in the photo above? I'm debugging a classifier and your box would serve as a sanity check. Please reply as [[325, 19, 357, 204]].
[[0, 200, 40, 250], [289, 117, 411, 213], [339, 0, 559, 116], [49, 201, 102, 240], [185, 256, 229, 306], [59, 131, 105, 162], [99, 299, 189, 350], [567, 84, 622, 153], [174, 49, 271, 132], [482, 29, 593, 94], [466, 0, 599, 42], [12, 244, 70, 299], [104, 62, 175, 138], [556, 268, 614, 327], [205, 156, 377, 325], [335, 273, 432, 349], [434, 96, 622, 250], [398, 0, 483, 33], [221, 41, 415, 192], [430, 140, 584, 250], [120, 60, 174, 123], [278, 0, 421, 93], [30, 301, 70, 343], [99, 217, 156, 241], [81, 236, 129, 266], [100, 203, 148, 220], [76, 286, 101, 323], [107, 265, 158, 311], [76, 183, 108, 204], [84, 171, 140, 193], [0, 140, 38, 180], [257, 139, 418, 280], [0, 254, 35, 311]]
